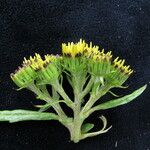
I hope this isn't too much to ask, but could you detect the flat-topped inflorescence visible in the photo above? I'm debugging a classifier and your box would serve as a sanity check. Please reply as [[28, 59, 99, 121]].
[[11, 39, 133, 88], [11, 39, 133, 89]]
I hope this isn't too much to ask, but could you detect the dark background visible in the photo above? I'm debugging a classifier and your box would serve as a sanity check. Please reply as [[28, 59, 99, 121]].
[[0, 0, 150, 150]]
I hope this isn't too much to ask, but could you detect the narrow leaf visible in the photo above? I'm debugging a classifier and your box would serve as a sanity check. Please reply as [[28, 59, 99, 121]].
[[37, 103, 53, 112], [0, 110, 59, 123], [81, 123, 94, 133], [81, 116, 112, 140], [108, 90, 120, 97], [38, 100, 67, 112], [92, 85, 147, 111]]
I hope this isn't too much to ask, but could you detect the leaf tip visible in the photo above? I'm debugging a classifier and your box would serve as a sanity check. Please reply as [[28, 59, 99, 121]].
[[141, 84, 147, 92]]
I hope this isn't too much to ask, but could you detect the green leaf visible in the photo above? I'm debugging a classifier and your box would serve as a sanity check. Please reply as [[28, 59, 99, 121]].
[[36, 103, 53, 112], [93, 85, 147, 111], [81, 116, 112, 140], [0, 110, 59, 123], [37, 100, 67, 112], [81, 123, 94, 133]]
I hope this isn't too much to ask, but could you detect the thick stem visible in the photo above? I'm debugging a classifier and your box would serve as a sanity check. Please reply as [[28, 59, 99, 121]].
[[69, 74, 94, 142], [70, 75, 84, 143], [72, 93, 82, 143]]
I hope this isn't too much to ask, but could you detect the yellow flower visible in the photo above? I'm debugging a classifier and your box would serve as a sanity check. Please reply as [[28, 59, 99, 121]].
[[11, 39, 133, 89], [113, 57, 133, 75], [92, 50, 112, 62], [11, 53, 62, 88], [62, 39, 86, 57], [23, 53, 45, 70], [45, 54, 62, 63], [62, 39, 133, 77], [23, 53, 60, 71], [84, 42, 99, 56]]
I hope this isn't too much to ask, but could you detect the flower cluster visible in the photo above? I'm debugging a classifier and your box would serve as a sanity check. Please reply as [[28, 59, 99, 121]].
[[11, 53, 61, 88], [11, 39, 133, 89]]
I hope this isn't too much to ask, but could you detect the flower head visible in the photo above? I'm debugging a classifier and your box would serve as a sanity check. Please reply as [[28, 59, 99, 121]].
[[84, 42, 100, 56], [23, 53, 46, 70], [62, 39, 86, 57], [10, 65, 36, 88], [113, 57, 133, 75]]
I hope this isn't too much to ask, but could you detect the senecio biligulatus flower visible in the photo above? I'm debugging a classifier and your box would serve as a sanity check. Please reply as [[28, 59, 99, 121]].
[[0, 39, 147, 143]]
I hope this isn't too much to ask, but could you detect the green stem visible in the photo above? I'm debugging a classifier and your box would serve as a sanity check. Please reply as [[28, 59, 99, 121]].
[[72, 90, 82, 143], [80, 75, 95, 99], [28, 84, 51, 103], [51, 80, 74, 109], [81, 84, 111, 115], [28, 83, 67, 120], [51, 86, 69, 120], [38, 85, 50, 97], [71, 75, 84, 143]]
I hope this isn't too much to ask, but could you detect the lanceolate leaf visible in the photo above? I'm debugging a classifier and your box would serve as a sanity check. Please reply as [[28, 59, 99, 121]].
[[0, 110, 59, 123], [90, 85, 147, 112], [37, 100, 67, 112], [81, 123, 94, 133]]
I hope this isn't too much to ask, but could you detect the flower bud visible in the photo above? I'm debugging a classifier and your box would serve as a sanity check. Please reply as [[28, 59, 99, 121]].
[[10, 66, 37, 88]]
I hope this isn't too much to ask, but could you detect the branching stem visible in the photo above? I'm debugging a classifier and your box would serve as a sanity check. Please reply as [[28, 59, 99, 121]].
[[28, 83, 68, 122], [51, 80, 74, 109], [81, 84, 111, 116]]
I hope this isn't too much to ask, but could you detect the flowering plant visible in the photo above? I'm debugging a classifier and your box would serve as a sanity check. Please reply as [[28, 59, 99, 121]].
[[0, 39, 146, 143]]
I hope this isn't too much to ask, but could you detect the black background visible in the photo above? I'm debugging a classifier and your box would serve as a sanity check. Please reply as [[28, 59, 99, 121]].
[[0, 0, 150, 150]]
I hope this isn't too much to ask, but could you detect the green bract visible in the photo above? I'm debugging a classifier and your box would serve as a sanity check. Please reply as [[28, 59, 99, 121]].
[[0, 39, 147, 143], [10, 66, 37, 89]]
